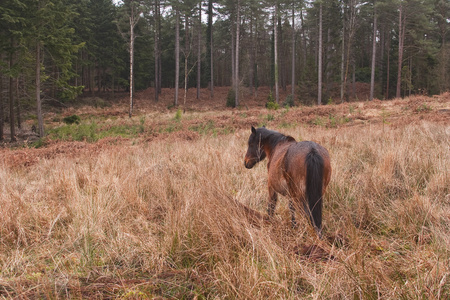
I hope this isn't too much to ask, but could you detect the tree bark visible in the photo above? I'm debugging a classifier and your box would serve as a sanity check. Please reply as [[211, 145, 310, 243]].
[[9, 43, 16, 142], [174, 7, 180, 106], [318, 3, 323, 105], [231, 26, 235, 89], [291, 1, 295, 98], [235, 0, 240, 107], [183, 14, 190, 109], [129, 13, 135, 117], [343, 0, 357, 102], [197, 1, 201, 100], [36, 41, 44, 137], [0, 68, 3, 141], [16, 76, 21, 129], [340, 7, 345, 102], [154, 0, 160, 101], [249, 10, 254, 95], [207, 0, 214, 98], [385, 31, 390, 99], [369, 4, 377, 101], [396, 2, 405, 99], [274, 3, 279, 104]]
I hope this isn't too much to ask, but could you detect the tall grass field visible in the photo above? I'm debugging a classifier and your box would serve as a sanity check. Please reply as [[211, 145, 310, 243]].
[[0, 96, 449, 298]]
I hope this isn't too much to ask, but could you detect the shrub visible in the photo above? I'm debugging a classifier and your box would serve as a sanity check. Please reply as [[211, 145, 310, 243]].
[[63, 115, 81, 125], [265, 101, 279, 110], [266, 91, 279, 110], [226, 89, 235, 107], [174, 109, 182, 122], [283, 94, 295, 107]]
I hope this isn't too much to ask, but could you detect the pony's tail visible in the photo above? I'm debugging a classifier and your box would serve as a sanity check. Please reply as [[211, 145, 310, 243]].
[[305, 148, 324, 232]]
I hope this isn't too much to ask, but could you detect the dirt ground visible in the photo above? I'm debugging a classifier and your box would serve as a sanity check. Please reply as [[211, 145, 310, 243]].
[[1, 85, 449, 168]]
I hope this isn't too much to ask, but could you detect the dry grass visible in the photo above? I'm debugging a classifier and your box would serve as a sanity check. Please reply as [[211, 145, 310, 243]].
[[1, 100, 449, 298]]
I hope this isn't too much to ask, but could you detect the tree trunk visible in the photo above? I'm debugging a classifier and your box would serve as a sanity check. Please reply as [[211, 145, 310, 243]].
[[16, 76, 21, 129], [249, 10, 254, 95], [291, 1, 295, 98], [318, 3, 323, 105], [0, 68, 3, 141], [231, 27, 235, 89], [278, 16, 286, 92], [340, 8, 345, 102], [158, 6, 162, 96], [174, 8, 180, 106], [369, 4, 377, 101], [36, 41, 44, 138], [197, 1, 201, 100], [235, 0, 240, 107], [408, 57, 412, 96], [129, 14, 135, 117], [255, 12, 260, 97], [274, 5, 279, 104], [379, 23, 384, 96], [352, 61, 356, 98], [9, 44, 16, 142], [326, 28, 332, 97], [183, 14, 190, 109], [300, 5, 307, 84], [386, 32, 390, 99], [396, 3, 405, 99], [154, 0, 160, 101], [207, 0, 214, 98], [344, 0, 357, 102]]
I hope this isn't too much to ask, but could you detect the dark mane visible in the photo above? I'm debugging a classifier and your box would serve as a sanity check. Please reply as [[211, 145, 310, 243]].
[[257, 127, 296, 150]]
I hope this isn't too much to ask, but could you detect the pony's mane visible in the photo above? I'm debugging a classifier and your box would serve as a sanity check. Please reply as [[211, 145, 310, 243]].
[[257, 127, 296, 149]]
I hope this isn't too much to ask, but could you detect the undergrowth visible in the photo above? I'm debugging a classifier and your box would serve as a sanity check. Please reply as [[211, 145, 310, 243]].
[[0, 118, 448, 299]]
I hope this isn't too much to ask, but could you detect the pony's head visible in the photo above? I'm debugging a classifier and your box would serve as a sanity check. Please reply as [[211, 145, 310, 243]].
[[244, 126, 267, 169]]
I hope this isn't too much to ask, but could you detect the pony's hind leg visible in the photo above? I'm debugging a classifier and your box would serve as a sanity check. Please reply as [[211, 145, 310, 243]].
[[267, 187, 278, 217], [302, 200, 323, 238], [289, 201, 298, 228]]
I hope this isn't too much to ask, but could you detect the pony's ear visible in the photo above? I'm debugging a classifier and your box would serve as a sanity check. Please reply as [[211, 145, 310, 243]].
[[251, 126, 256, 134]]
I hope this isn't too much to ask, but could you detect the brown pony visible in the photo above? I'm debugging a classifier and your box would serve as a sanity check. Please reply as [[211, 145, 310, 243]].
[[244, 126, 332, 235]]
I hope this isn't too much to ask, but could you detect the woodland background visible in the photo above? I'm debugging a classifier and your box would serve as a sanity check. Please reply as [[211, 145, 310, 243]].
[[0, 0, 449, 138]]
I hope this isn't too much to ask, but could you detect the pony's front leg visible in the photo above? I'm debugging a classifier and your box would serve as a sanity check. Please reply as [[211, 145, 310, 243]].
[[267, 187, 278, 217]]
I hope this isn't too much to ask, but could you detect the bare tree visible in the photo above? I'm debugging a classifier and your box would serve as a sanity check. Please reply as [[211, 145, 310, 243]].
[[174, 5, 180, 106], [154, 0, 161, 101], [274, 2, 279, 104], [183, 13, 196, 110], [9, 40, 16, 142], [117, 0, 141, 117], [396, 1, 405, 98], [0, 68, 3, 141], [291, 1, 295, 98], [196, 1, 201, 100], [128, 1, 141, 117], [234, 0, 240, 107], [318, 2, 323, 105], [339, 0, 359, 102], [207, 0, 214, 98], [36, 40, 44, 137], [370, 2, 377, 101], [340, 4, 345, 102]]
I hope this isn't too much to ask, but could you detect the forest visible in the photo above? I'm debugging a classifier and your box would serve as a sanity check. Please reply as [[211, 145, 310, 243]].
[[1, 1, 450, 298], [0, 0, 449, 139]]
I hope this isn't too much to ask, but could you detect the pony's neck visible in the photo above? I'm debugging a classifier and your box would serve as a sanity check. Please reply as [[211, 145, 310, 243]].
[[259, 128, 295, 159]]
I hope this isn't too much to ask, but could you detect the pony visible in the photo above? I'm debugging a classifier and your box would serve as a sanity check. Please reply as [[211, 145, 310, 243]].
[[244, 126, 332, 236]]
